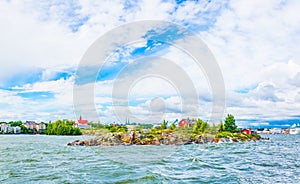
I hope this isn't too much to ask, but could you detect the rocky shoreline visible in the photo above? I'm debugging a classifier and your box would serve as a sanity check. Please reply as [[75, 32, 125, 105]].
[[67, 132, 269, 146]]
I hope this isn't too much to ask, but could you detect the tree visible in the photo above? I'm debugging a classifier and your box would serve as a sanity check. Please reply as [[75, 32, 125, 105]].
[[200, 121, 209, 133], [169, 123, 176, 130], [46, 120, 82, 135], [224, 114, 238, 133], [89, 122, 105, 129], [218, 121, 224, 132], [20, 125, 28, 134], [160, 120, 168, 129], [193, 119, 209, 134], [193, 119, 202, 134], [9, 121, 22, 127], [206, 123, 218, 134], [138, 124, 153, 129], [73, 128, 82, 135]]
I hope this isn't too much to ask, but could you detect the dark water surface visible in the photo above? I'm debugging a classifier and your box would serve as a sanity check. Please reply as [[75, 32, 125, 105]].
[[0, 134, 299, 183]]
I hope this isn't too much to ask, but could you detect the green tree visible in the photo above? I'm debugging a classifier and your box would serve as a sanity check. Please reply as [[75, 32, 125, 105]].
[[9, 121, 22, 127], [218, 121, 224, 132], [224, 114, 238, 133], [46, 120, 82, 135], [73, 128, 81, 135], [20, 125, 28, 133], [160, 120, 168, 130], [138, 124, 154, 129], [193, 119, 209, 134], [206, 123, 218, 134], [169, 123, 176, 130], [193, 119, 202, 134], [200, 121, 209, 133]]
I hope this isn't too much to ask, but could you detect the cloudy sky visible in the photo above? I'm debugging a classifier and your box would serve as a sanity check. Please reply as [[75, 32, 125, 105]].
[[1, 0, 300, 127]]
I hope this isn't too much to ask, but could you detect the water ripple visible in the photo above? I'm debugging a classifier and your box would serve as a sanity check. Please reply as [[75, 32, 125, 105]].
[[0, 134, 299, 183]]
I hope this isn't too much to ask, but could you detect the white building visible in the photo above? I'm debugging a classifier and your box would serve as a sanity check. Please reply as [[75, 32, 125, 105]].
[[290, 123, 300, 135], [0, 124, 13, 134], [270, 128, 282, 134], [13, 126, 21, 134]]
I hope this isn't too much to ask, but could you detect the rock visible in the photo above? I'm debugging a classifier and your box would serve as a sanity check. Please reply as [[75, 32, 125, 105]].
[[68, 132, 265, 146], [219, 138, 226, 143], [67, 140, 88, 146], [213, 138, 219, 143], [153, 137, 160, 145], [232, 138, 239, 142], [168, 137, 176, 145], [183, 138, 194, 145], [201, 134, 215, 143], [68, 133, 123, 146]]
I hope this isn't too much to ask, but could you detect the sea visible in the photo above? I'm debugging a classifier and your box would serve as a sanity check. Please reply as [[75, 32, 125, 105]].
[[0, 134, 299, 184]]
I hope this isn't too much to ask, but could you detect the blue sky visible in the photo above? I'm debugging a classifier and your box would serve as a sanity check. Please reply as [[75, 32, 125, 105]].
[[1, 0, 300, 127]]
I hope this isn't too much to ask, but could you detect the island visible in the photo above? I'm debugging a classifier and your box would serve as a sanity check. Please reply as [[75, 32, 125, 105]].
[[67, 114, 265, 146]]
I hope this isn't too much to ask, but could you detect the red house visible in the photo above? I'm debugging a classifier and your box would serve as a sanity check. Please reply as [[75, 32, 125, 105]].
[[178, 118, 194, 128], [241, 128, 251, 135]]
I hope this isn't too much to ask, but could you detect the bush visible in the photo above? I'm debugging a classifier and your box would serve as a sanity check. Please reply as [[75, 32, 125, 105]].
[[105, 124, 128, 133], [138, 124, 154, 129], [193, 119, 210, 134], [215, 131, 233, 139]]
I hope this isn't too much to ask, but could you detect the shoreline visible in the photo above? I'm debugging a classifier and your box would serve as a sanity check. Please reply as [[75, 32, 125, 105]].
[[67, 132, 269, 146]]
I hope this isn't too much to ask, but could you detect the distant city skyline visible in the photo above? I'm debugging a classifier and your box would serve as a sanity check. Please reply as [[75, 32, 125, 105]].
[[1, 0, 300, 128]]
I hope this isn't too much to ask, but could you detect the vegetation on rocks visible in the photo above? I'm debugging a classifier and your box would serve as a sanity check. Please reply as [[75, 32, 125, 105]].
[[215, 132, 261, 142], [105, 124, 128, 133], [68, 114, 262, 146]]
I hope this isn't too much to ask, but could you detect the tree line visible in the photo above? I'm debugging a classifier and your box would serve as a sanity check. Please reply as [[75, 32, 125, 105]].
[[46, 120, 82, 135]]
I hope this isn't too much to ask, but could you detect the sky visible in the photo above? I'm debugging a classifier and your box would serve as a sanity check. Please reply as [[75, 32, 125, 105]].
[[1, 0, 300, 128]]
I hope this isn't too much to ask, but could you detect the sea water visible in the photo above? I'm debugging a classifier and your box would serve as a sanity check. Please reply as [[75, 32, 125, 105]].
[[0, 134, 299, 183]]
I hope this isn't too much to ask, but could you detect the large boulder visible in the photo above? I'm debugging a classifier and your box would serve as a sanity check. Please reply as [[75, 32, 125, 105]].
[[68, 133, 123, 146], [67, 140, 89, 146]]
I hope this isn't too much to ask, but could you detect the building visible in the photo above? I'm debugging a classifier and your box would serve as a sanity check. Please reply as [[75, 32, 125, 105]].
[[23, 121, 46, 133], [13, 126, 21, 134], [256, 128, 264, 134], [240, 128, 257, 135], [0, 124, 20, 134], [290, 123, 300, 134], [178, 118, 194, 128], [240, 128, 252, 135], [0, 124, 13, 133], [241, 129, 251, 135], [282, 129, 290, 134], [261, 128, 270, 134], [270, 128, 282, 134], [74, 116, 91, 129], [36, 123, 46, 132], [23, 121, 38, 130]]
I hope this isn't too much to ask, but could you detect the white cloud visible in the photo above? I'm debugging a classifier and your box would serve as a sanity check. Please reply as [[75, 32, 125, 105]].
[[202, 0, 300, 89], [1, 0, 300, 125], [198, 0, 300, 124]]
